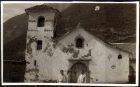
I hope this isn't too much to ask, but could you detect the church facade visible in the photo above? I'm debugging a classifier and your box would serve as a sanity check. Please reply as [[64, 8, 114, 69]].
[[24, 5, 130, 83]]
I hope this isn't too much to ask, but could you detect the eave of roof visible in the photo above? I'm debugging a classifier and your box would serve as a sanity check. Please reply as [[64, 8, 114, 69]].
[[25, 4, 60, 15]]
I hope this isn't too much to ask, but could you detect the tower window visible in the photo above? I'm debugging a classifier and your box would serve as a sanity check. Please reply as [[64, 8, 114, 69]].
[[34, 60, 37, 66], [37, 40, 42, 50], [37, 16, 45, 27], [76, 37, 84, 48]]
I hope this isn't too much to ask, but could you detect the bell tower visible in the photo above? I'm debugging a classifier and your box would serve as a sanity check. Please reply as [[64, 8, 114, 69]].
[[24, 5, 59, 82], [25, 5, 59, 39]]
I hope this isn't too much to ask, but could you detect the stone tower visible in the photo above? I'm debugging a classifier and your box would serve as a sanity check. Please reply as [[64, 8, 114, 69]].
[[24, 5, 59, 82]]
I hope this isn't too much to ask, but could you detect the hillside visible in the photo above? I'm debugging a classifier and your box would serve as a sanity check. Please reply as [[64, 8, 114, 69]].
[[3, 3, 136, 60]]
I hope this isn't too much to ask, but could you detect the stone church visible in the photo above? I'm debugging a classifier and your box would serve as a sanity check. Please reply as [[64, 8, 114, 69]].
[[24, 5, 130, 83]]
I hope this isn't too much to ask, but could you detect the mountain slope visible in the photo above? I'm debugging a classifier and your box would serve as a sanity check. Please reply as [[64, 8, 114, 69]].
[[3, 4, 136, 60], [56, 3, 136, 42], [4, 13, 28, 44]]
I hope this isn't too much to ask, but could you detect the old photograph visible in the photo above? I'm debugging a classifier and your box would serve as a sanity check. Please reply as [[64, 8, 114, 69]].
[[1, 1, 139, 86]]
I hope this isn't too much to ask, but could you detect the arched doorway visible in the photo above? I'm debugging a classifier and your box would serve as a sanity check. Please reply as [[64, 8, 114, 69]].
[[69, 62, 88, 83]]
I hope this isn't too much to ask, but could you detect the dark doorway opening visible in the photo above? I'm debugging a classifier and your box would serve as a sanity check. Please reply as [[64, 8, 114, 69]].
[[69, 62, 89, 83]]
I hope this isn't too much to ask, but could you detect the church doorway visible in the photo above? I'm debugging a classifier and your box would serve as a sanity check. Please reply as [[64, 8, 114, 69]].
[[69, 62, 89, 83]]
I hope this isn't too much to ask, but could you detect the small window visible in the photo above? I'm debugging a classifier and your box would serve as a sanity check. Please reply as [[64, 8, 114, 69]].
[[37, 16, 45, 27], [34, 60, 37, 66], [76, 37, 84, 48], [37, 40, 42, 50], [118, 54, 122, 59]]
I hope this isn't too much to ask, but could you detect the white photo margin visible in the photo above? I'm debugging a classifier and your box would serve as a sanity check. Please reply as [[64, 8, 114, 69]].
[[1, 1, 139, 86]]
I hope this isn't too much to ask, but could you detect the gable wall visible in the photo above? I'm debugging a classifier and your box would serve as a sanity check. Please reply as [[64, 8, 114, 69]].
[[56, 28, 129, 83]]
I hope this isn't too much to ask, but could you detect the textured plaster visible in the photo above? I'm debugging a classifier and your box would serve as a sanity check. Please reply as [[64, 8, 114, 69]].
[[24, 9, 129, 83]]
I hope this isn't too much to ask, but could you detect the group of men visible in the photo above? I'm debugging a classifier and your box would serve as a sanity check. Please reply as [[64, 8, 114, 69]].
[[57, 70, 86, 83]]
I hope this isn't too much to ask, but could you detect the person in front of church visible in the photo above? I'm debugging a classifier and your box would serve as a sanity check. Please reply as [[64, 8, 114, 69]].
[[57, 69, 67, 83], [77, 70, 86, 83]]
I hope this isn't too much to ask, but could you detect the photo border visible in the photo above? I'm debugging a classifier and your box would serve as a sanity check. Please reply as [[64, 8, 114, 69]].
[[1, 1, 139, 86]]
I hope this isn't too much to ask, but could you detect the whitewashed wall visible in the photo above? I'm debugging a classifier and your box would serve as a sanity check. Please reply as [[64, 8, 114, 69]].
[[56, 27, 129, 83], [24, 10, 129, 83]]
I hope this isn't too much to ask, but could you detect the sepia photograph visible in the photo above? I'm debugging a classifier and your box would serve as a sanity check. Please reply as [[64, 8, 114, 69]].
[[1, 1, 139, 86]]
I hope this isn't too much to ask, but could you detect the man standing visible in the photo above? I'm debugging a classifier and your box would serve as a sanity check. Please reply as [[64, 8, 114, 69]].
[[66, 70, 70, 83], [57, 70, 67, 83], [77, 71, 86, 83]]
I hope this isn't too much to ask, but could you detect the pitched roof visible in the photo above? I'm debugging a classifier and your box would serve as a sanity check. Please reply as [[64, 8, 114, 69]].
[[25, 4, 60, 14], [54, 22, 86, 42], [54, 23, 136, 56]]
